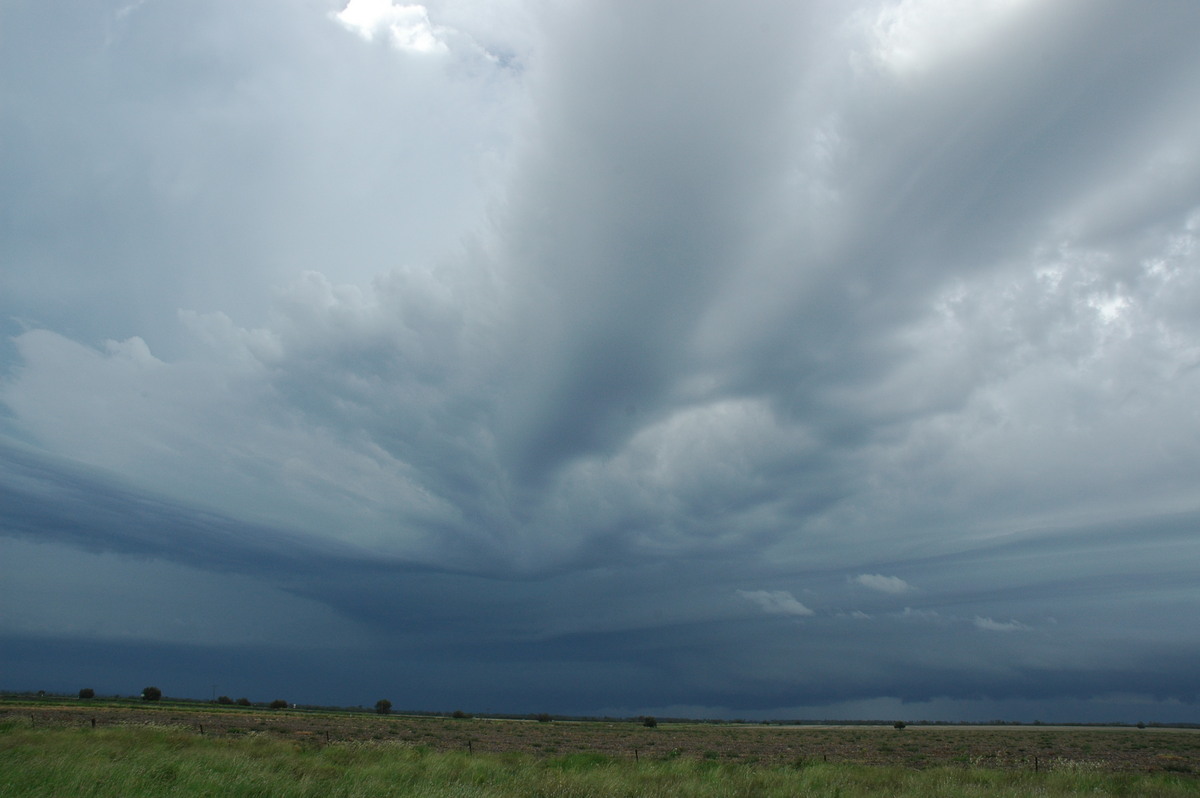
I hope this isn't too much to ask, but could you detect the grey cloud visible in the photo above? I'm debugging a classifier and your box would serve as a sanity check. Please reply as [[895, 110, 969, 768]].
[[492, 2, 832, 481], [3, 0, 1200, 721], [0, 0, 518, 355], [0, 437, 366, 576]]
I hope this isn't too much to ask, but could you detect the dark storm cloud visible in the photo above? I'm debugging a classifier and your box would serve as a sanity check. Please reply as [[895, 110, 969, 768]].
[[0, 440, 314, 573], [492, 1, 828, 481], [4, 0, 1200, 721]]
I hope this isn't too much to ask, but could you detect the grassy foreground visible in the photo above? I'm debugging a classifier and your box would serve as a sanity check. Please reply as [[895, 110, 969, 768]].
[[3, 722, 1199, 797]]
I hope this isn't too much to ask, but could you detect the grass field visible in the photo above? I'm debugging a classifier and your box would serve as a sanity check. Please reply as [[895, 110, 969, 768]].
[[3, 700, 1199, 796]]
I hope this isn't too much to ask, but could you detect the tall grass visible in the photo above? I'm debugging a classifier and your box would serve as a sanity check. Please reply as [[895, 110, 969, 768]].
[[2, 722, 1197, 797]]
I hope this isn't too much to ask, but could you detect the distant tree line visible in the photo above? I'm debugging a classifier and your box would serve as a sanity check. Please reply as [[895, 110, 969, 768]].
[[9, 689, 1200, 730]]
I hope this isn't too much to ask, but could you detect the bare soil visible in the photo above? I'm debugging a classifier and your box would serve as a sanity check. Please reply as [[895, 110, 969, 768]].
[[6, 701, 1199, 775]]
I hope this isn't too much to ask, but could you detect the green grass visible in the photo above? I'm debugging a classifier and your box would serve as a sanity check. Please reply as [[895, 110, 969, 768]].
[[2, 722, 1198, 797]]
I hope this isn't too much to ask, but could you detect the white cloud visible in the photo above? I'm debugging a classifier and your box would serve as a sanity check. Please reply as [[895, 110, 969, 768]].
[[335, 0, 450, 54], [974, 616, 1030, 632], [853, 573, 913, 594], [737, 590, 815, 617], [862, 0, 1037, 77]]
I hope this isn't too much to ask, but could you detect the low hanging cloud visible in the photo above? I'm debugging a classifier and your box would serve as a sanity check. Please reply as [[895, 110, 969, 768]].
[[737, 590, 815, 618], [974, 617, 1031, 633], [2, 0, 1200, 721], [852, 574, 913, 594]]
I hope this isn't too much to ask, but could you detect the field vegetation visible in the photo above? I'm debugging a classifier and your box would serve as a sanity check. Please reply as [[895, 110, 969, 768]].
[[3, 698, 1198, 796]]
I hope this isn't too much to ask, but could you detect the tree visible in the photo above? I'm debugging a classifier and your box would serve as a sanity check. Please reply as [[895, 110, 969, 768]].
[[375, 699, 392, 715], [216, 695, 233, 705], [451, 709, 470, 719], [269, 699, 288, 709], [642, 716, 658, 728], [142, 686, 162, 702], [78, 688, 95, 700], [236, 697, 252, 706], [893, 721, 906, 730]]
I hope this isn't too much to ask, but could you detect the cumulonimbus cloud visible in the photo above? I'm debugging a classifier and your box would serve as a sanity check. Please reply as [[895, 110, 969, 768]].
[[3, 0, 1200, 720]]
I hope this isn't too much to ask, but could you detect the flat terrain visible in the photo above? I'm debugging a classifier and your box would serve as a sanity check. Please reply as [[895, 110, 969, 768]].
[[5, 700, 1198, 775]]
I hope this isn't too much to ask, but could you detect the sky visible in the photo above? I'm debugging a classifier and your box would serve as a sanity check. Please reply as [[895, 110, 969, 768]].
[[2, 0, 1200, 723]]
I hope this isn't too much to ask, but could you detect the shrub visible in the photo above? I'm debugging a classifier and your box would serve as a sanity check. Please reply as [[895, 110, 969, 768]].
[[236, 697, 252, 706], [451, 710, 470, 719], [642, 716, 658, 728], [893, 721, 906, 730], [216, 695, 234, 705], [269, 699, 288, 710], [78, 688, 95, 700], [142, 686, 162, 702], [375, 699, 392, 715], [534, 713, 553, 723]]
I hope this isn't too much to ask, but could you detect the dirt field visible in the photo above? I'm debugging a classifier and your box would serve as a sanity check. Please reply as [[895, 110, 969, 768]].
[[6, 701, 1198, 775]]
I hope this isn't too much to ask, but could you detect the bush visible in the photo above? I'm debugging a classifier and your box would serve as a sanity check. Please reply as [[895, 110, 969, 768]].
[[534, 713, 553, 723], [78, 688, 95, 700], [236, 697, 252, 706], [269, 699, 288, 710], [642, 716, 658, 728], [142, 686, 162, 702], [893, 721, 906, 730], [375, 699, 392, 715], [451, 710, 470, 719], [216, 695, 233, 705]]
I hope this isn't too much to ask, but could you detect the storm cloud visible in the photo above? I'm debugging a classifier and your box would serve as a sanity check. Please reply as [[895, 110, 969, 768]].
[[3, 0, 1200, 721]]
